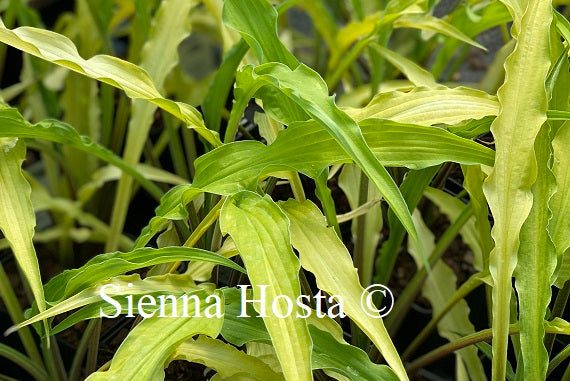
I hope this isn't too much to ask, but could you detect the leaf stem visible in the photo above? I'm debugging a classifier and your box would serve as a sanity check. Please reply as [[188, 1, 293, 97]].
[[0, 263, 43, 365], [401, 271, 487, 361], [0, 344, 49, 381], [69, 319, 98, 380], [546, 280, 570, 353], [384, 203, 474, 336], [406, 323, 569, 375]]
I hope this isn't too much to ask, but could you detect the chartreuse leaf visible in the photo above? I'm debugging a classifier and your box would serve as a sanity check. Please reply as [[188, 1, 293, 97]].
[[407, 210, 485, 380], [279, 199, 407, 380], [220, 289, 398, 381], [86, 289, 224, 381], [219, 192, 313, 381], [514, 125, 557, 380], [0, 106, 163, 200], [0, 16, 220, 147], [345, 87, 499, 125], [168, 335, 284, 381], [393, 14, 486, 51], [0, 138, 46, 325], [481, 1, 553, 379], [369, 43, 437, 88], [552, 122, 570, 287]]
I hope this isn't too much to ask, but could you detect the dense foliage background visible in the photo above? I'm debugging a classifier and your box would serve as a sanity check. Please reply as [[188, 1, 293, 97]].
[[0, 0, 569, 380]]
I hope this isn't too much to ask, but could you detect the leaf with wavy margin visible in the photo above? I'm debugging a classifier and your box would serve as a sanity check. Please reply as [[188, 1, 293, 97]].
[[280, 199, 408, 380], [514, 125, 557, 379], [481, 1, 552, 379], [0, 17, 220, 146], [345, 87, 499, 125], [168, 335, 284, 381]]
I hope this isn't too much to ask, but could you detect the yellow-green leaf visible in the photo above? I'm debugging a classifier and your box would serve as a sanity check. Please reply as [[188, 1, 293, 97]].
[[481, 1, 553, 379], [219, 192, 313, 381], [0, 138, 46, 323], [280, 199, 407, 381]]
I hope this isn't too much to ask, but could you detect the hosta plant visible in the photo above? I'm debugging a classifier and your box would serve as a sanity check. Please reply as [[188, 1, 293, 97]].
[[0, 0, 569, 380]]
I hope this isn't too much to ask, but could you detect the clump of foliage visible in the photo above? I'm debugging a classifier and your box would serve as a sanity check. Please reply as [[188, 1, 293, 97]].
[[0, 0, 569, 380]]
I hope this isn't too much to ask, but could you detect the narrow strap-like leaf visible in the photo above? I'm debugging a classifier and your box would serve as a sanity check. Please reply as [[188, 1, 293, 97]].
[[481, 1, 553, 379], [0, 138, 46, 328], [219, 192, 313, 381], [280, 199, 408, 380]]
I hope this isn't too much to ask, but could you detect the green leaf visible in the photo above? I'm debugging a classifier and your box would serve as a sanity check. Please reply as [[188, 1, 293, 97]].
[[462, 165, 494, 271], [0, 138, 46, 324], [220, 289, 399, 381], [514, 125, 557, 380], [0, 16, 220, 146], [554, 8, 570, 43], [193, 118, 495, 194], [203, 39, 249, 132], [547, 110, 570, 120], [134, 185, 200, 248], [42, 246, 244, 304], [222, 0, 297, 68], [168, 335, 284, 381], [481, 1, 553, 379], [280, 199, 408, 380], [308, 325, 398, 381], [346, 87, 499, 125], [86, 289, 224, 381], [375, 166, 440, 284], [219, 192, 313, 381], [449, 116, 494, 139], [0, 106, 164, 200], [552, 122, 570, 287]]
